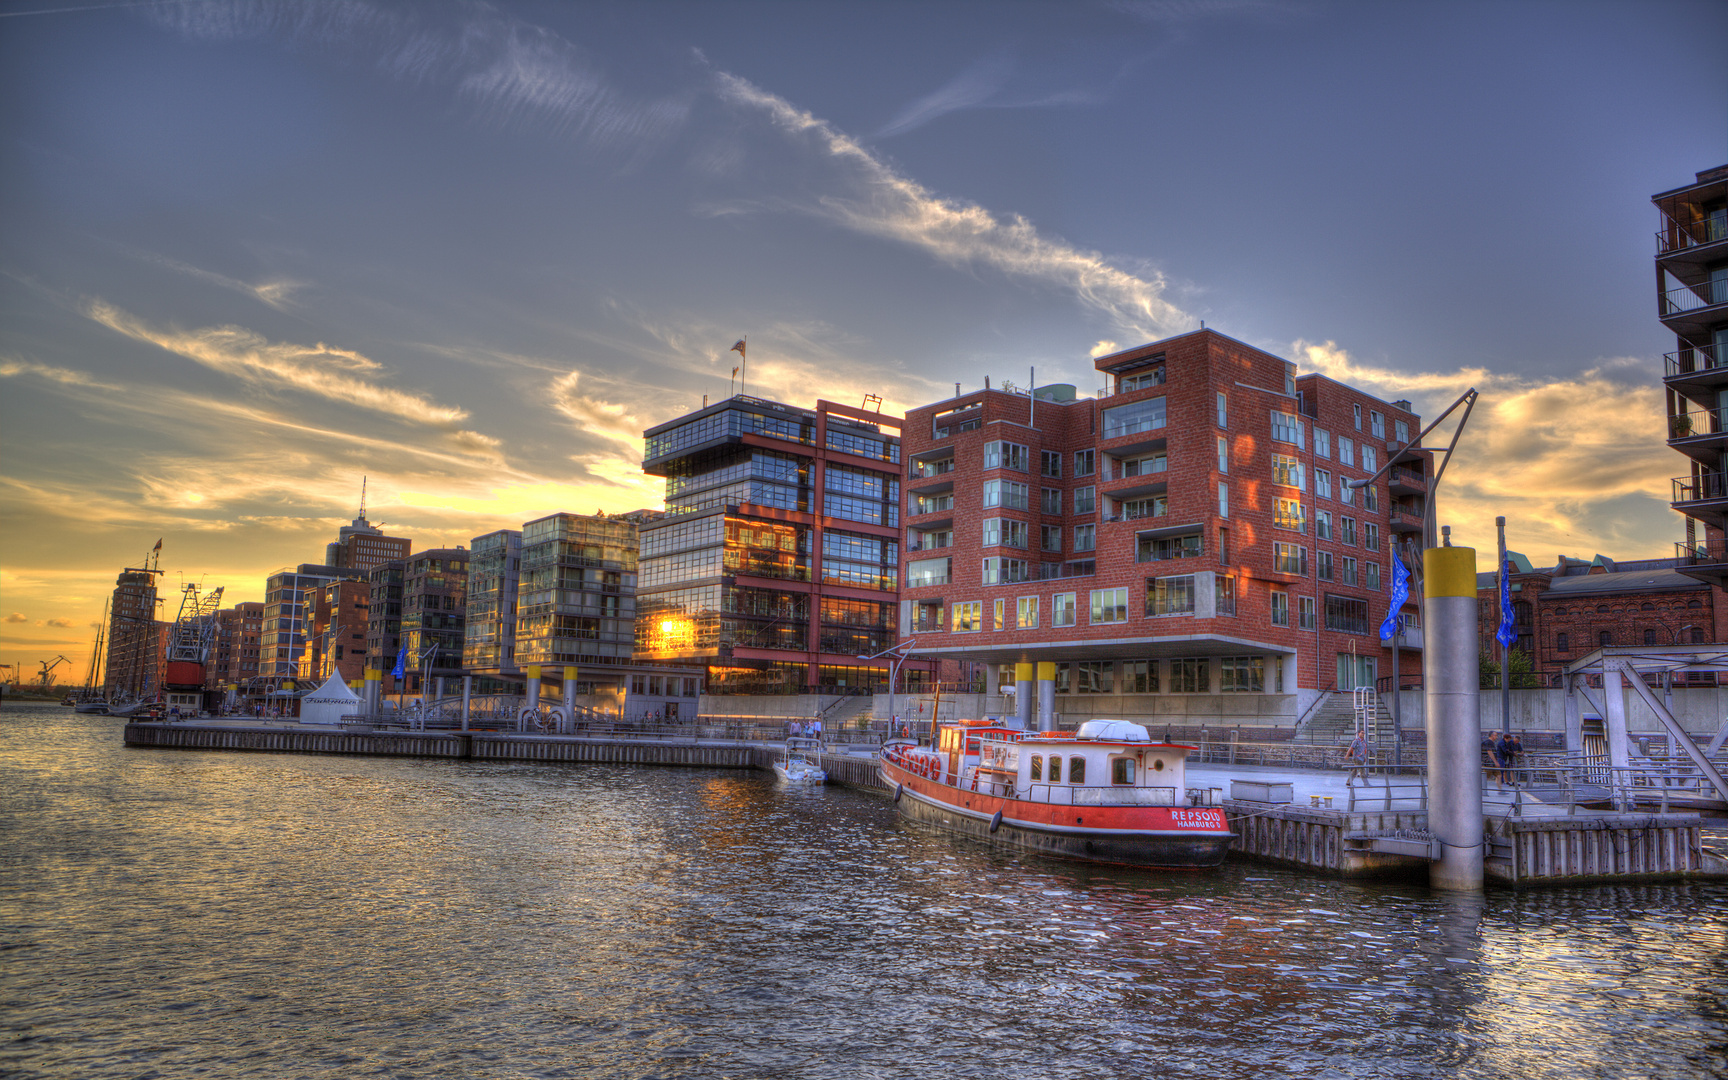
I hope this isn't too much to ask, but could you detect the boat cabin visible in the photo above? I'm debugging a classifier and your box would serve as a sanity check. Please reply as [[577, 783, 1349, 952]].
[[969, 719, 1201, 806]]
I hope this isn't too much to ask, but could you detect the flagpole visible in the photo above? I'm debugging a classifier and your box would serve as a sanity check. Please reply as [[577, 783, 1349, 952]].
[[1497, 515, 1510, 736]]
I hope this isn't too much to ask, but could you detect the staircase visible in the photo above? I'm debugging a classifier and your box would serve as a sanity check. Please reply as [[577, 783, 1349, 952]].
[[1297, 690, 1399, 751], [818, 694, 874, 734]]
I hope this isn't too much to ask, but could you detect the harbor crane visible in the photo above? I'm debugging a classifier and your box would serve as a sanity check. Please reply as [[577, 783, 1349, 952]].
[[38, 655, 69, 691]]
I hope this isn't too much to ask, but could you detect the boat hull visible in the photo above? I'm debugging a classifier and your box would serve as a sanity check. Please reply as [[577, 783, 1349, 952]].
[[881, 761, 1233, 869]]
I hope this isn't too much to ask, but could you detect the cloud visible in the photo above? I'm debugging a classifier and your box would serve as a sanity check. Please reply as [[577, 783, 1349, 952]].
[[4, 613, 24, 624], [1295, 339, 1678, 558], [1090, 340, 1120, 358], [129, 249, 306, 311], [41, 618, 74, 629], [0, 356, 125, 391], [878, 50, 1106, 138], [711, 72, 1192, 341], [549, 371, 647, 448]]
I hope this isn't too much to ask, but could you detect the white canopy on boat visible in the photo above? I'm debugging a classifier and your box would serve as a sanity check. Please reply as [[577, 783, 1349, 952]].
[[1076, 719, 1151, 742], [298, 671, 361, 727]]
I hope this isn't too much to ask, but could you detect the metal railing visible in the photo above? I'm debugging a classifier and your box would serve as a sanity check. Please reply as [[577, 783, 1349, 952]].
[[1657, 215, 1728, 254], [1665, 406, 1728, 440], [1665, 343, 1725, 378], [1672, 472, 1728, 504], [1388, 465, 1427, 488], [1676, 537, 1728, 567], [1661, 277, 1728, 317]]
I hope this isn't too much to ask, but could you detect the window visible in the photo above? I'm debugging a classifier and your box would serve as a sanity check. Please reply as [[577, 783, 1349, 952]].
[[1363, 484, 1377, 512], [1121, 495, 1167, 520], [1123, 660, 1156, 693], [1074, 486, 1096, 514], [1315, 428, 1331, 459], [1325, 595, 1369, 634], [915, 493, 954, 514], [1017, 596, 1039, 629], [1041, 524, 1062, 552], [1284, 363, 1297, 396], [1364, 523, 1379, 551], [984, 440, 1029, 471], [1219, 482, 1229, 518], [1556, 632, 1569, 652], [1121, 366, 1165, 391], [1274, 542, 1307, 575], [982, 480, 1029, 510], [1048, 755, 1061, 783], [1216, 573, 1236, 616], [1299, 596, 1317, 629], [1395, 419, 1409, 444], [1366, 561, 1381, 590], [1316, 469, 1332, 500], [1069, 757, 1087, 784], [1137, 533, 1201, 562], [1274, 498, 1306, 533], [1317, 551, 1334, 581], [1272, 453, 1303, 488], [1599, 630, 1613, 647], [1271, 590, 1289, 627], [1074, 449, 1095, 477], [980, 558, 1029, 584], [1339, 437, 1355, 468], [1216, 391, 1227, 427], [994, 598, 1005, 631], [1148, 574, 1196, 616], [1042, 487, 1062, 515], [1112, 758, 1135, 785], [1340, 517, 1357, 546], [1103, 397, 1166, 438], [1054, 592, 1077, 627], [907, 557, 951, 587], [1031, 755, 1043, 781], [1316, 510, 1333, 541], [1342, 556, 1358, 586], [1370, 411, 1385, 439], [1119, 452, 1167, 478], [1271, 411, 1303, 446], [1074, 523, 1096, 551], [1353, 403, 1362, 430], [952, 601, 983, 632], [1362, 445, 1377, 473], [982, 518, 1028, 549], [1340, 480, 1355, 507], [1041, 450, 1062, 478], [1220, 656, 1264, 692], [1217, 437, 1229, 473], [1091, 587, 1128, 624], [1075, 661, 1113, 693], [1170, 658, 1209, 694]]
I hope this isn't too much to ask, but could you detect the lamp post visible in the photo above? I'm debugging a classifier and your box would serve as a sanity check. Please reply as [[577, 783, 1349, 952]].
[[860, 638, 917, 739]]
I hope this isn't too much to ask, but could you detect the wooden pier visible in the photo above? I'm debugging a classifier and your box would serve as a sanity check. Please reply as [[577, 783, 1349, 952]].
[[124, 722, 1726, 885]]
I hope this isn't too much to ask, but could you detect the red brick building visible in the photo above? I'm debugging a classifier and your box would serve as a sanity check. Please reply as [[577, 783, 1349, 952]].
[[210, 602, 264, 692], [299, 580, 371, 687], [898, 329, 1426, 723]]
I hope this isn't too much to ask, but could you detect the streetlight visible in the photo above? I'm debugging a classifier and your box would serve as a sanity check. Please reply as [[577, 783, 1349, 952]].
[[860, 638, 917, 740]]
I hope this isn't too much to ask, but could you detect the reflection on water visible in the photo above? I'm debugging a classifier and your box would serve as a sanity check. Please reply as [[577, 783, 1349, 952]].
[[1, 703, 1724, 1079]]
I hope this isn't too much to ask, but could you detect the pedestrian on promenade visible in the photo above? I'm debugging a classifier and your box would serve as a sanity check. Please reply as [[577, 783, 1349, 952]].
[[1503, 732, 1523, 786], [1508, 732, 1525, 783], [789, 719, 803, 739], [1345, 728, 1371, 786], [810, 717, 822, 744], [1487, 731, 1508, 788]]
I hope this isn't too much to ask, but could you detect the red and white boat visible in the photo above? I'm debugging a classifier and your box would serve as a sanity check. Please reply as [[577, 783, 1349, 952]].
[[879, 718, 1234, 868]]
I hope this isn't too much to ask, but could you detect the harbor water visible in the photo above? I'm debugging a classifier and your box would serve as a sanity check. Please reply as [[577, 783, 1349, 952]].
[[2, 701, 1725, 1079]]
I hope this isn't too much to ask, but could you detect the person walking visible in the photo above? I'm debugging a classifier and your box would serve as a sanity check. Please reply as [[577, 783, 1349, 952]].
[[1508, 732, 1526, 783], [1345, 727, 1371, 787], [1487, 731, 1509, 788]]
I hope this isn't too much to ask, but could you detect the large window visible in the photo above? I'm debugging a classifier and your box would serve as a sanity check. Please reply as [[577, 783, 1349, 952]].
[[1121, 451, 1168, 478], [1053, 592, 1077, 627], [1148, 575, 1195, 616], [1170, 658, 1209, 694], [1074, 523, 1096, 551], [914, 493, 953, 515], [982, 480, 1029, 510], [1103, 397, 1166, 438], [984, 440, 1029, 471], [1074, 486, 1096, 514], [1138, 532, 1201, 562], [1121, 495, 1167, 520], [1271, 411, 1302, 446], [952, 601, 983, 633], [907, 557, 951, 587], [1074, 661, 1113, 693], [1123, 660, 1156, 693], [981, 558, 1030, 585], [1121, 365, 1165, 391], [1016, 596, 1039, 629], [1274, 498, 1306, 533], [1216, 574, 1236, 616], [1325, 595, 1369, 634], [982, 518, 1029, 548], [1274, 542, 1307, 576], [1220, 656, 1264, 692], [1272, 453, 1303, 488], [1090, 587, 1128, 624]]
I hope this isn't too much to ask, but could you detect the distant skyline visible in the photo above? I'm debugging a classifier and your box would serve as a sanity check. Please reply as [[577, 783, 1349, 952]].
[[2, 0, 1725, 679]]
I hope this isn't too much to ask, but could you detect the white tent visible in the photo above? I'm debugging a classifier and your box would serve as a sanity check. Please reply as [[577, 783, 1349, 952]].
[[298, 671, 361, 727]]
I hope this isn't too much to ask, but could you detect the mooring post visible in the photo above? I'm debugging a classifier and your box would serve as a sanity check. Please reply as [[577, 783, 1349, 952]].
[[1015, 662, 1034, 731], [1424, 544, 1484, 891], [363, 666, 382, 717], [562, 666, 579, 735], [461, 674, 472, 732], [1036, 662, 1055, 731]]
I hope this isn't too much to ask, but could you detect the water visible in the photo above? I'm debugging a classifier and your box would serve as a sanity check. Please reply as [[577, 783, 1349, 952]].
[[2, 702, 1724, 1080]]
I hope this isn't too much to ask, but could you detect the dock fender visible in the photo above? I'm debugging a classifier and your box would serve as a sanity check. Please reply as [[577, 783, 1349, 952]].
[[989, 809, 1003, 833], [894, 783, 904, 803]]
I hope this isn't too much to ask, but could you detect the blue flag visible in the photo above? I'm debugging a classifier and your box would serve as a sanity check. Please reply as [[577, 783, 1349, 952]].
[[1495, 561, 1517, 648], [1379, 555, 1410, 641], [392, 643, 408, 680]]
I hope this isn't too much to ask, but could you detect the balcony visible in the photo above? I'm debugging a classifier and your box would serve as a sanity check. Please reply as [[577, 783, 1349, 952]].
[[1675, 537, 1728, 587], [1388, 464, 1427, 495], [1656, 211, 1728, 263], [1672, 472, 1728, 529], [1388, 506, 1425, 534], [1659, 275, 1728, 337], [1667, 407, 1728, 462], [1664, 343, 1728, 401]]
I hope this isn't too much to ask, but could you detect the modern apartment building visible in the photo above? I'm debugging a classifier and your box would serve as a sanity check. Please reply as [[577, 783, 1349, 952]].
[[463, 528, 522, 687], [636, 397, 928, 694], [261, 564, 365, 680], [898, 329, 1425, 723], [298, 580, 371, 686], [210, 602, 264, 692], [325, 505, 412, 570], [1659, 164, 1728, 588], [365, 547, 468, 697], [103, 565, 161, 701]]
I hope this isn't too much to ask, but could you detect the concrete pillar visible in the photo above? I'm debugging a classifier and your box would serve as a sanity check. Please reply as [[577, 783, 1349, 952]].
[[461, 674, 472, 732], [1037, 661, 1056, 732], [1602, 663, 1631, 772], [1423, 545, 1484, 892], [525, 665, 541, 716], [562, 665, 579, 734], [1563, 674, 1582, 755], [1015, 661, 1034, 730], [363, 667, 382, 716], [434, 676, 445, 704]]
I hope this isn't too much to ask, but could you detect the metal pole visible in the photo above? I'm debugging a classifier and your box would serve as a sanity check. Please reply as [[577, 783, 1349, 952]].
[[1392, 619, 1403, 767], [1498, 516, 1510, 736], [1424, 543, 1484, 892], [461, 674, 472, 732]]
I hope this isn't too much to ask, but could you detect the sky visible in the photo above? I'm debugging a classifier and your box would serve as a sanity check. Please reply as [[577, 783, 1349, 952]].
[[2, 0, 1725, 684]]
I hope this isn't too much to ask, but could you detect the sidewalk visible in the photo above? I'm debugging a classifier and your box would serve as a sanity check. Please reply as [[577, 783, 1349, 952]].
[[1188, 759, 1575, 817]]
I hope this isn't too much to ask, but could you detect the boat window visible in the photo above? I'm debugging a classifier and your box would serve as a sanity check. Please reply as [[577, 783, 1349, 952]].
[[1030, 755, 1043, 781], [1112, 758, 1134, 785], [1048, 756, 1061, 783], [1069, 756, 1086, 784]]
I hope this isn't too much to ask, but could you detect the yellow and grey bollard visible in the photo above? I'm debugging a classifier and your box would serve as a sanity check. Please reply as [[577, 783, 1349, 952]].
[[1037, 661, 1056, 732], [1423, 545, 1484, 891], [1015, 661, 1034, 730]]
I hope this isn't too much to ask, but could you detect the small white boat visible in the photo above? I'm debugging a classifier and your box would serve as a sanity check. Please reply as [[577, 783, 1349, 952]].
[[773, 737, 827, 786]]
